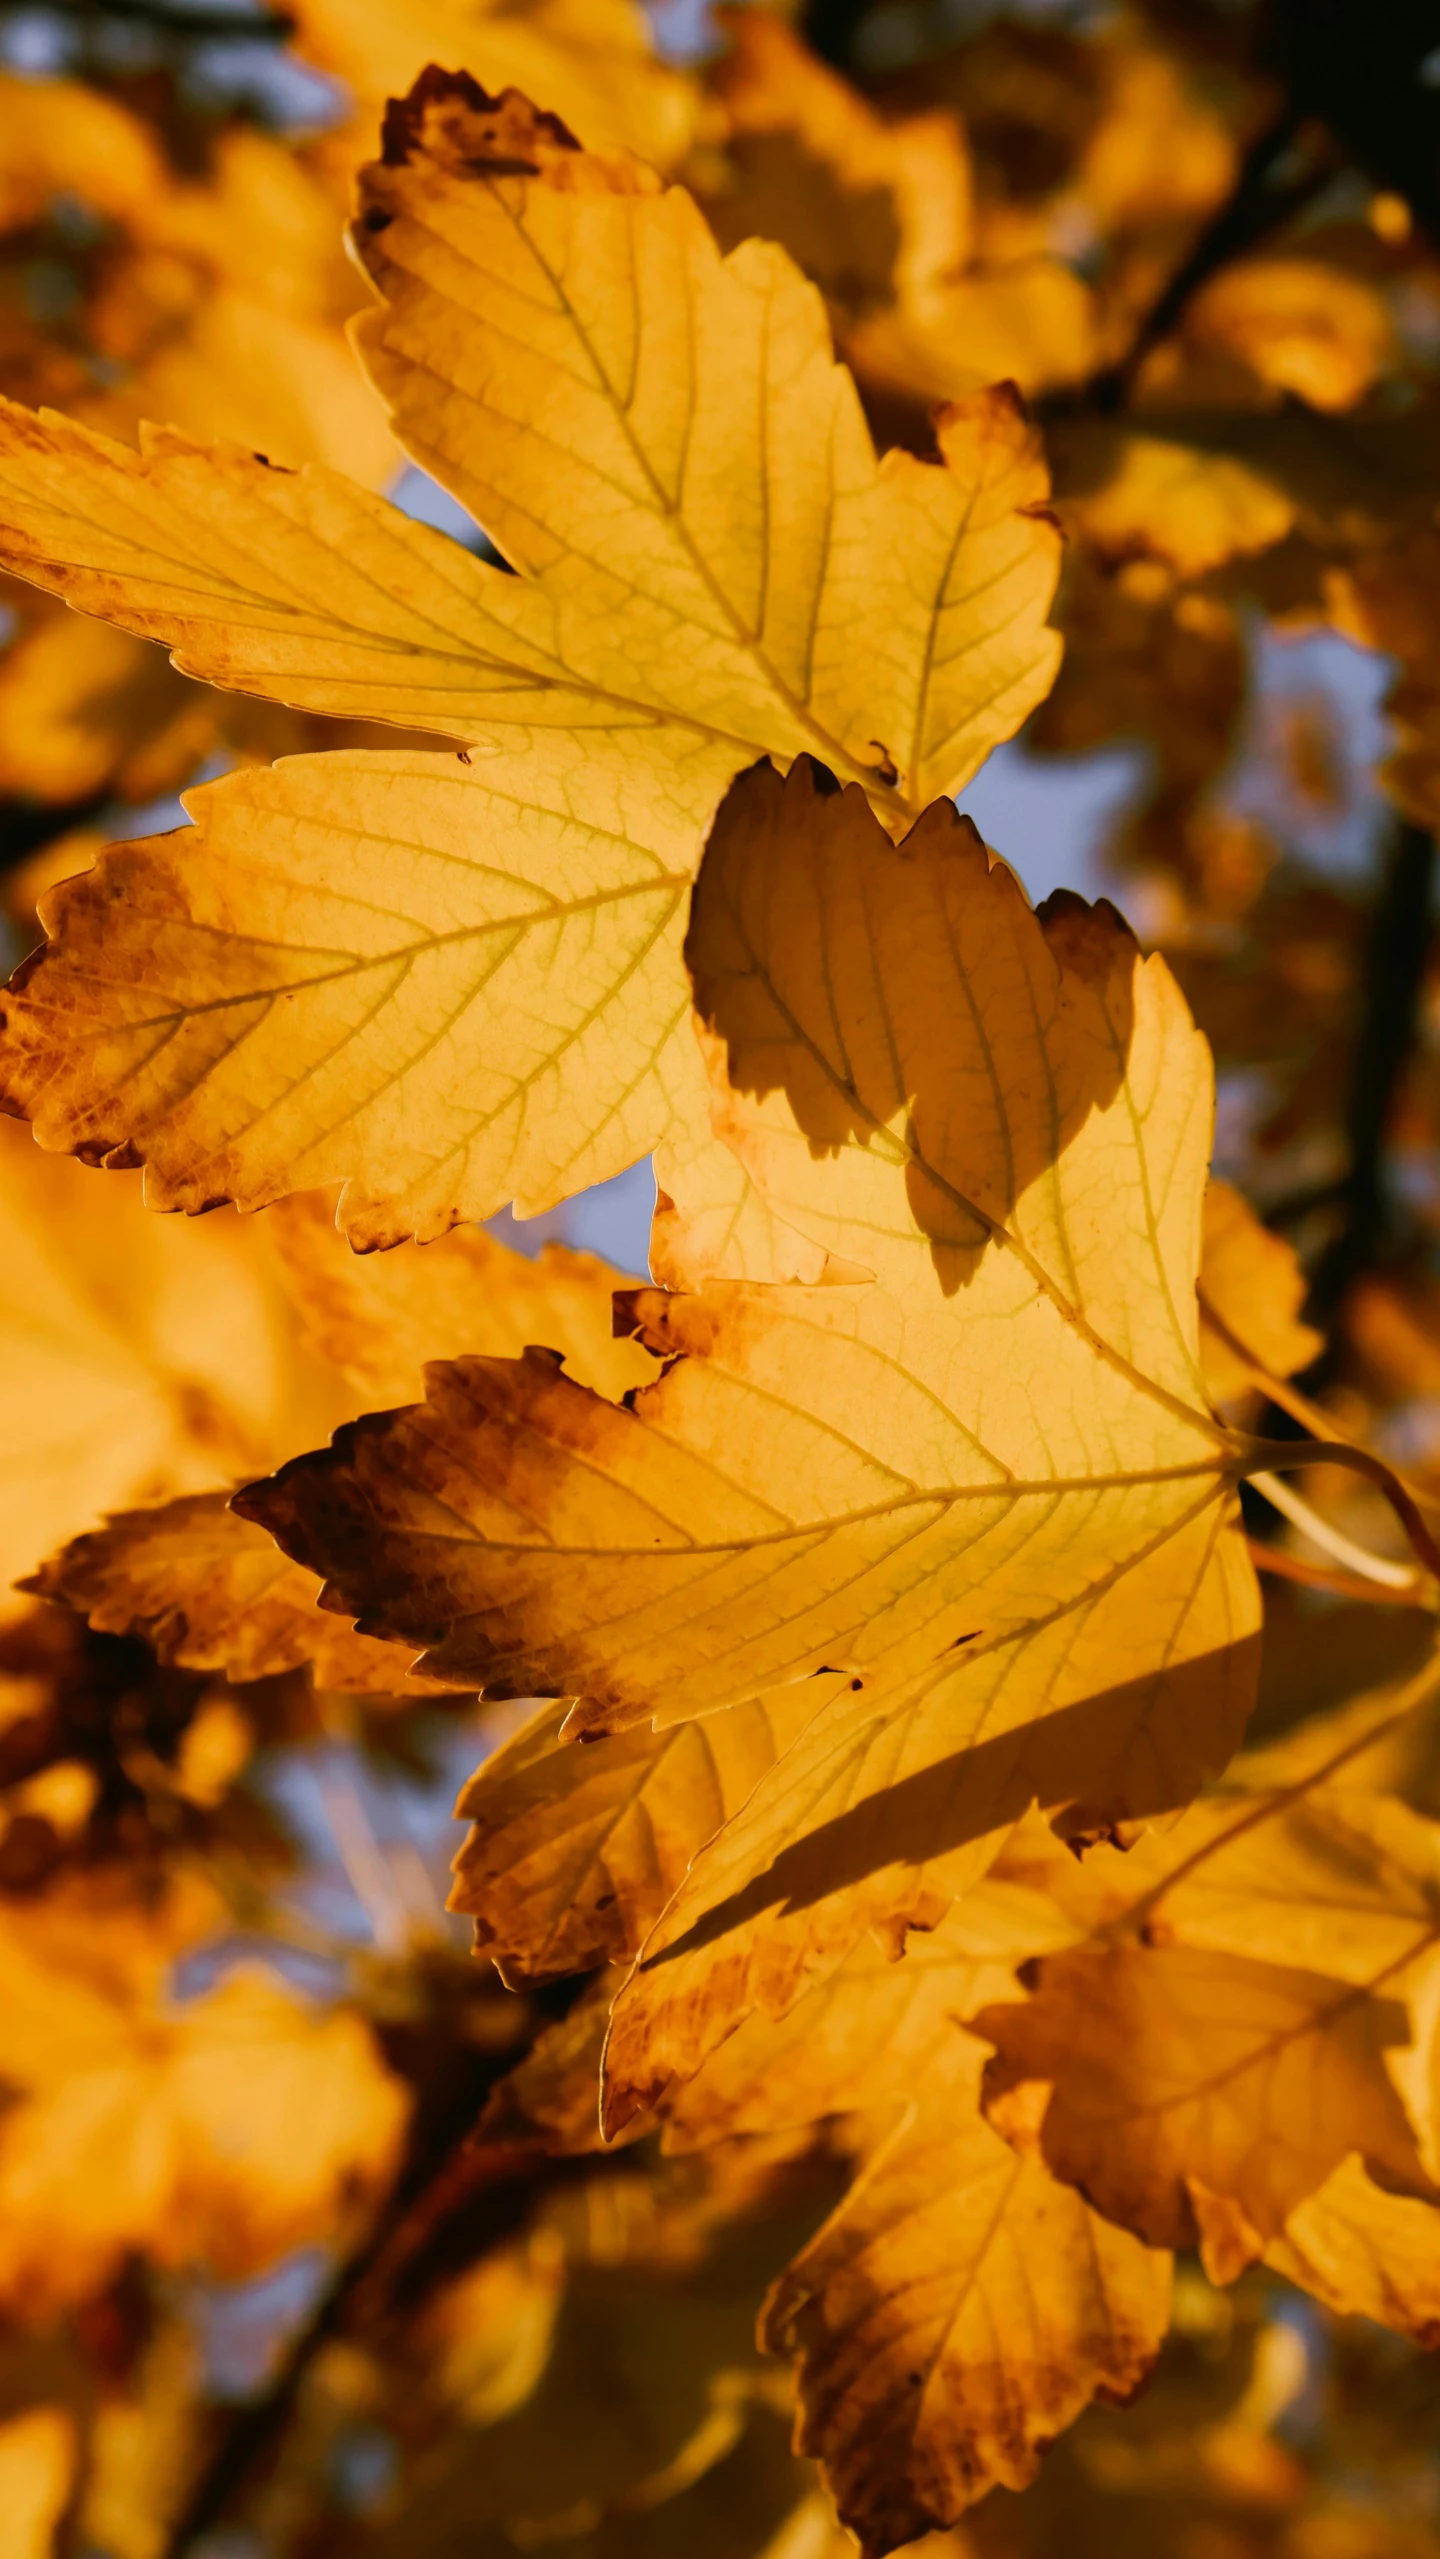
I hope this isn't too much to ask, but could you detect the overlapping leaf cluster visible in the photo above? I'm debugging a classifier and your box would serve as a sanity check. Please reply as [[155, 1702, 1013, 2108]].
[[2, 5, 1440, 2556]]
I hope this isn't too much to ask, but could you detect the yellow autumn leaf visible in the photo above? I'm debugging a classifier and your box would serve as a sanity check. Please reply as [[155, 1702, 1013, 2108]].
[[598, 1514, 1258, 2131], [697, 10, 1094, 407], [762, 2033, 1170, 2549], [651, 1049, 831, 1287], [1265, 2152, 1440, 2345], [475, 1882, 1157, 2547], [1177, 257, 1395, 414], [154, 1966, 409, 2276], [656, 1878, 1078, 2153], [0, 2406, 76, 2559], [975, 1940, 1434, 2284], [293, 0, 697, 171], [1072, 30, 1238, 238], [0, 1882, 408, 2311], [0, 599, 222, 806], [13, 1173, 658, 1688], [23, 1493, 468, 1697], [843, 264, 1096, 409], [700, 5, 975, 320], [243, 1186, 1259, 1734], [244, 755, 1252, 1706], [0, 73, 164, 230], [242, 761, 1269, 2107], [267, 1188, 656, 1406], [0, 1120, 349, 1619], [450, 1688, 822, 1986], [1197, 1179, 1323, 1403], [0, 76, 1061, 1239], [351, 81, 1059, 817], [1052, 428, 1297, 581]]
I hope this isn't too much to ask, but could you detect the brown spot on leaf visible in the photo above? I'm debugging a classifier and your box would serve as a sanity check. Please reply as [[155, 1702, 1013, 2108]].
[[379, 68, 580, 172]]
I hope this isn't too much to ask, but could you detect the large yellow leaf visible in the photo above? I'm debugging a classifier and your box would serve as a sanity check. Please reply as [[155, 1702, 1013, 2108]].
[[0, 78, 1061, 1236], [763, 2032, 1170, 2550], [976, 1941, 1435, 2283], [244, 788, 1263, 2088], [352, 81, 1058, 815], [0, 150, 1056, 769], [0, 92, 1060, 788], [599, 1521, 1258, 2129], [0, 741, 719, 1239], [243, 1270, 1253, 1727], [243, 770, 1249, 1707], [479, 1886, 1163, 2545]]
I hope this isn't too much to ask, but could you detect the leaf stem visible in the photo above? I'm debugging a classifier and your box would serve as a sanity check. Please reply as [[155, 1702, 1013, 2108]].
[[1248, 1470, 1423, 1594], [1242, 1436, 1440, 1583], [1246, 1537, 1423, 1607]]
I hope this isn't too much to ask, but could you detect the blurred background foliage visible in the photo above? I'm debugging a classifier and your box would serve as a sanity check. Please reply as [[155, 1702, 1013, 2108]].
[[2, 1, 1440, 2554]]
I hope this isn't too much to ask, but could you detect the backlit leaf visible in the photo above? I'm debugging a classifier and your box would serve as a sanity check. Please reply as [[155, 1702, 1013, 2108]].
[[450, 1688, 821, 1986], [0, 2406, 75, 2559], [0, 1120, 348, 1617], [267, 1187, 656, 1404], [977, 1941, 1435, 2282], [0, 1881, 408, 2309], [1197, 1180, 1322, 1402], [0, 79, 1061, 1237], [24, 1492, 465, 1696], [764, 2031, 1170, 2551]]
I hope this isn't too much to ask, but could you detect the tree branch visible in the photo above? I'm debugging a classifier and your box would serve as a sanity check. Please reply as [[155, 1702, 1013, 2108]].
[[1310, 818, 1437, 1322], [1087, 110, 1328, 416]]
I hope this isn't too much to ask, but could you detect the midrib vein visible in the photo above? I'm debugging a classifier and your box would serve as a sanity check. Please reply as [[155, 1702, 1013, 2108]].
[[425, 1458, 1230, 1559], [488, 187, 914, 818], [114, 874, 687, 1030]]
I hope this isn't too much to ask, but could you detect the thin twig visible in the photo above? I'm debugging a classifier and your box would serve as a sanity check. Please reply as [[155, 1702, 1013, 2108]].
[[1249, 1469, 1423, 1592], [1311, 821, 1438, 1322], [1247, 1536, 1425, 1606], [1069, 111, 1327, 417], [1243, 1435, 1440, 1582]]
